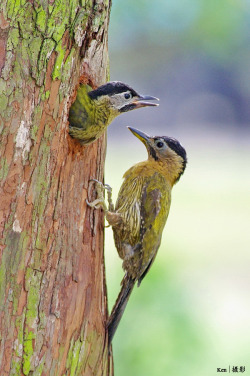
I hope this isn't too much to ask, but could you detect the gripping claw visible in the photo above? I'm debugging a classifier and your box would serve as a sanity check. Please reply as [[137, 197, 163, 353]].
[[86, 179, 114, 212]]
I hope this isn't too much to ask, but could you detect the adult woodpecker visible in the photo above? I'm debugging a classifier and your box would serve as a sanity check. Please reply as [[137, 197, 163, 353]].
[[68, 81, 159, 145], [87, 127, 187, 346]]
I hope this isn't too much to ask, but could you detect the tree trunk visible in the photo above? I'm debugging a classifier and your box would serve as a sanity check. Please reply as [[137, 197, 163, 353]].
[[0, 1, 112, 375]]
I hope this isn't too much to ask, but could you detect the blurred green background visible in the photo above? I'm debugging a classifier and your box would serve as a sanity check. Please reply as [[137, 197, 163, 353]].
[[105, 1, 250, 375]]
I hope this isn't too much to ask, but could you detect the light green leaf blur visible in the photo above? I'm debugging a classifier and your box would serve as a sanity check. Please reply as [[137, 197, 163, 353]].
[[105, 1, 250, 375]]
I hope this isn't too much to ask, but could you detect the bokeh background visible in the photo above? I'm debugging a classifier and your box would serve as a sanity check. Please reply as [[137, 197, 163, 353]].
[[104, 1, 250, 375]]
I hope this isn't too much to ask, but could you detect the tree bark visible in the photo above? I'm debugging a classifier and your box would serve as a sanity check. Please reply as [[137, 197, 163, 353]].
[[0, 1, 112, 375]]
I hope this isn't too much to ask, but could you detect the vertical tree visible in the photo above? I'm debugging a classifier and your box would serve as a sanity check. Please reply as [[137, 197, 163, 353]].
[[0, 1, 112, 375]]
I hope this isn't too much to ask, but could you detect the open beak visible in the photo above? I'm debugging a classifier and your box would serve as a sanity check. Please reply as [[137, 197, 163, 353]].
[[127, 127, 151, 146], [132, 94, 159, 108]]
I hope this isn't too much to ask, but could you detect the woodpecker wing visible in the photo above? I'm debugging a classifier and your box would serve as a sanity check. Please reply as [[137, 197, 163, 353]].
[[69, 84, 92, 129], [138, 173, 171, 284], [114, 173, 144, 252]]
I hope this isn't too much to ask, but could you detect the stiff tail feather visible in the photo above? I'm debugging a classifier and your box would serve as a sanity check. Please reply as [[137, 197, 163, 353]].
[[107, 275, 135, 346]]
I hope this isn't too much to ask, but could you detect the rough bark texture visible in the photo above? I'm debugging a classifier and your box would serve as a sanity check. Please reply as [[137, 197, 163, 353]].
[[0, 1, 112, 375]]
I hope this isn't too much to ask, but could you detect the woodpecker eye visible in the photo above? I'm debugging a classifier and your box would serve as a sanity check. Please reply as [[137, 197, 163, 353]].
[[124, 93, 132, 100], [156, 141, 164, 148]]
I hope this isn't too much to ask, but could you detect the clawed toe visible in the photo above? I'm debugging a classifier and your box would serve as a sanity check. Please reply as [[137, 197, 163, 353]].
[[87, 178, 114, 213], [86, 198, 103, 209], [87, 179, 109, 212], [104, 183, 112, 192], [89, 178, 102, 184]]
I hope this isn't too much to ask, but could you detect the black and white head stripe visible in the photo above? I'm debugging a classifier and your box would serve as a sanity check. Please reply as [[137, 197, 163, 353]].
[[154, 136, 187, 164], [165, 137, 186, 160], [88, 81, 139, 100]]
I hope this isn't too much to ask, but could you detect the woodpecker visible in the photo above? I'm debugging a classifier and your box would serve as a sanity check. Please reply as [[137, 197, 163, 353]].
[[87, 127, 187, 346], [68, 81, 159, 145]]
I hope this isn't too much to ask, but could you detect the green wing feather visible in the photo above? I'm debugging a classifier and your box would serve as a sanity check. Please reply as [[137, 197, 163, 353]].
[[69, 84, 93, 129], [138, 173, 171, 284]]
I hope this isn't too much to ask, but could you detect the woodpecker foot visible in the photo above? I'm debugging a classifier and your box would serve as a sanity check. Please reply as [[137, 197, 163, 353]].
[[104, 183, 115, 212], [86, 179, 114, 212]]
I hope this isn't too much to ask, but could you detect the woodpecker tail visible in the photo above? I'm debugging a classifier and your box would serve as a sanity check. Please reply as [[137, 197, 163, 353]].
[[107, 274, 135, 347]]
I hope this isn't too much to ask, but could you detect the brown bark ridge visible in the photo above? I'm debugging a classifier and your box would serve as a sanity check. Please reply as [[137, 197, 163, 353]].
[[0, 1, 113, 375]]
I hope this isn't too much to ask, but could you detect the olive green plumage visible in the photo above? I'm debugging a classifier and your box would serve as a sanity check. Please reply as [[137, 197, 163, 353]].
[[69, 84, 118, 145], [68, 81, 159, 145], [111, 164, 171, 283], [87, 127, 187, 345]]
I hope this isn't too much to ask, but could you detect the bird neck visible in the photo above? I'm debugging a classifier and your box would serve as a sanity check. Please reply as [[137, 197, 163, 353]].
[[155, 156, 185, 186], [125, 158, 183, 187], [92, 97, 120, 125]]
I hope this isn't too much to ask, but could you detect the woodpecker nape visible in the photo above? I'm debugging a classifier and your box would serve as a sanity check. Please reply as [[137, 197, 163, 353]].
[[87, 127, 187, 347], [68, 81, 159, 145]]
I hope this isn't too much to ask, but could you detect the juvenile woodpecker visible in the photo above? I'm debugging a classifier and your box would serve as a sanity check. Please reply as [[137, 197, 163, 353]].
[[87, 127, 187, 346], [69, 81, 159, 145]]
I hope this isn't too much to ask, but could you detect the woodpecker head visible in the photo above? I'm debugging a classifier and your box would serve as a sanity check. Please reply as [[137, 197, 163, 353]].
[[88, 81, 159, 113], [128, 127, 187, 184]]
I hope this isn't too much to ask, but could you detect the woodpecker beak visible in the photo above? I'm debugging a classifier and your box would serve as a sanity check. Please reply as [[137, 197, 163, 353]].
[[128, 127, 159, 160], [127, 127, 150, 146], [132, 94, 159, 108]]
